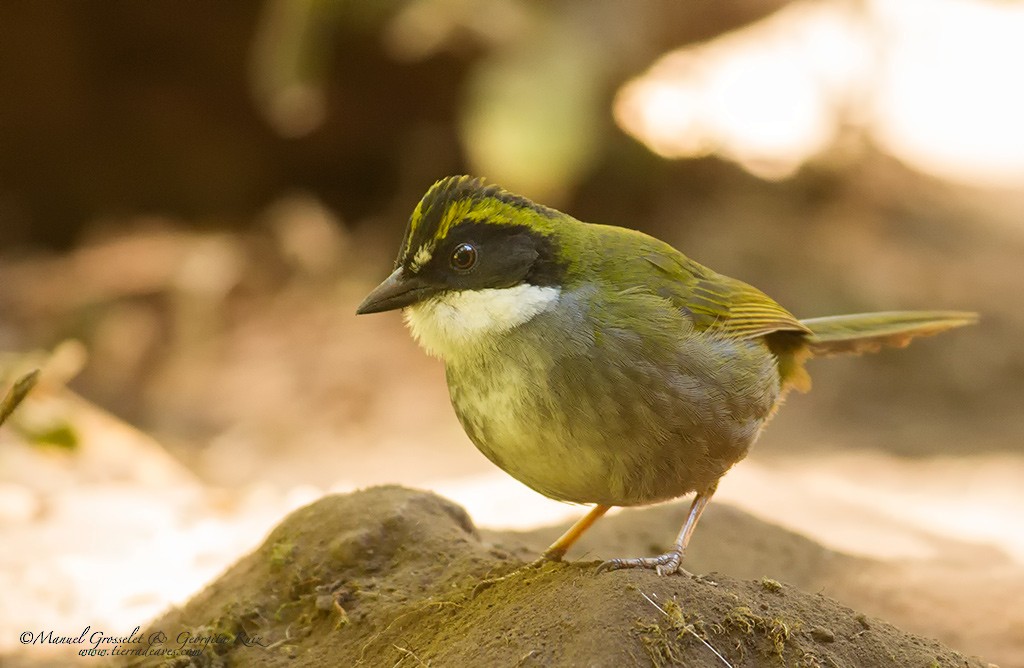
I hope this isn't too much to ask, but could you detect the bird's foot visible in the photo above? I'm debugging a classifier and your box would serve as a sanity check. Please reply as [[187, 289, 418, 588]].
[[596, 550, 691, 577], [529, 556, 556, 570]]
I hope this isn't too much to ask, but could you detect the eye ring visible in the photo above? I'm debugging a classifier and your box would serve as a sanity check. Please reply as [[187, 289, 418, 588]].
[[450, 242, 478, 272]]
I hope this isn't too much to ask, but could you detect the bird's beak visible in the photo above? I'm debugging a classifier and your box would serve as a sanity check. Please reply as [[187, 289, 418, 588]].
[[355, 267, 437, 314]]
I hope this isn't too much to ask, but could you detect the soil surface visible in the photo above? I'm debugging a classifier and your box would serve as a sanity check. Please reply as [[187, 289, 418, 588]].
[[129, 487, 992, 668]]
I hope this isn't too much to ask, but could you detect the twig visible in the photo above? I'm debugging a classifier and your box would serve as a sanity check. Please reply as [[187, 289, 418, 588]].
[[392, 644, 429, 667], [639, 590, 733, 668], [0, 369, 39, 428]]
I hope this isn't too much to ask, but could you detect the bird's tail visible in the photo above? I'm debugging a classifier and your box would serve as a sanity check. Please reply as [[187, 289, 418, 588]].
[[800, 311, 977, 357], [772, 310, 976, 395]]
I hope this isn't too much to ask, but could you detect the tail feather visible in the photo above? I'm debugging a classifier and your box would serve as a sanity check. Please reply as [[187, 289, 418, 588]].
[[801, 310, 977, 357]]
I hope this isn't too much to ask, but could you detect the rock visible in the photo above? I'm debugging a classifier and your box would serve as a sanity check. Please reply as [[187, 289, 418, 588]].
[[131, 487, 990, 668]]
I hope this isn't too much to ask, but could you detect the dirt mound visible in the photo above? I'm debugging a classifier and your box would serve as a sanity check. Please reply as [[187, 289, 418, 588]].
[[123, 487, 992, 667]]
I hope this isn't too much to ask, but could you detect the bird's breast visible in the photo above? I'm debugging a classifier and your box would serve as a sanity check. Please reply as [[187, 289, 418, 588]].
[[446, 349, 621, 503], [444, 313, 781, 505]]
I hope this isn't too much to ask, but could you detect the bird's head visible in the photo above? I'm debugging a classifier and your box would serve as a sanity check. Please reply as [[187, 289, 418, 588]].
[[356, 176, 571, 358]]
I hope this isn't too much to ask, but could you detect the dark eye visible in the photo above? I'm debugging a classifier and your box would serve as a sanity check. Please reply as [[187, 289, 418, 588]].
[[450, 242, 478, 271]]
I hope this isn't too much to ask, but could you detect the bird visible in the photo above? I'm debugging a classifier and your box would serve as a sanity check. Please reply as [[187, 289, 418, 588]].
[[356, 175, 976, 576]]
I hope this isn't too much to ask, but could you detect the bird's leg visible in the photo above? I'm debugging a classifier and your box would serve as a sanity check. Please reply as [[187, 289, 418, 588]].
[[597, 485, 717, 576], [539, 504, 611, 562]]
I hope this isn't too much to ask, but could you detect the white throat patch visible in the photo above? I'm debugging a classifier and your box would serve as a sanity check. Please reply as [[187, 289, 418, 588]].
[[404, 284, 561, 359]]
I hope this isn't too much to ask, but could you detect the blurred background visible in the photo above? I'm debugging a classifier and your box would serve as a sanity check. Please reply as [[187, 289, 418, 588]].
[[1, 0, 1022, 664]]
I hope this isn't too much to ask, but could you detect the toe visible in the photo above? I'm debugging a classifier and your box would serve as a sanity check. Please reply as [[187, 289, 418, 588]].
[[596, 551, 687, 575], [595, 558, 627, 574]]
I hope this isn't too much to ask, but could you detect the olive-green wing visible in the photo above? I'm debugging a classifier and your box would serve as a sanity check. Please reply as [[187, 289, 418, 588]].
[[642, 251, 809, 340]]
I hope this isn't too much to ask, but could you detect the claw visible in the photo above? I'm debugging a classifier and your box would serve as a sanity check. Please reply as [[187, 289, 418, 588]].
[[596, 550, 692, 576], [594, 559, 623, 575]]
